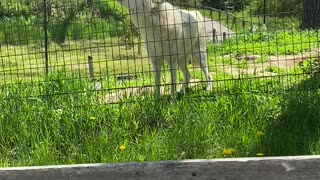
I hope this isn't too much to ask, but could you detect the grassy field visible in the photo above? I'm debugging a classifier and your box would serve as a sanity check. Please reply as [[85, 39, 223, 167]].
[[1, 70, 320, 167], [192, 6, 301, 33], [0, 14, 320, 167]]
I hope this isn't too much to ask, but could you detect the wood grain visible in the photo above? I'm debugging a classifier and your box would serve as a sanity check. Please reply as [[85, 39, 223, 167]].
[[1, 156, 320, 180]]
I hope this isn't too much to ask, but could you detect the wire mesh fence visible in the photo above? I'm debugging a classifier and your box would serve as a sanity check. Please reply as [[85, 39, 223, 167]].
[[0, 0, 319, 104], [0, 0, 320, 166], [1, 0, 319, 101]]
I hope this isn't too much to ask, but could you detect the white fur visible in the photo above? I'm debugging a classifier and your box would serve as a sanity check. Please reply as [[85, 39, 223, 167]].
[[118, 0, 213, 98]]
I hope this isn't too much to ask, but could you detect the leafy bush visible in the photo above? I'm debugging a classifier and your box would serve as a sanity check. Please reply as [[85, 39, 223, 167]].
[[0, 1, 30, 19], [0, 16, 43, 45], [0, 0, 133, 45], [249, 0, 302, 17], [201, 0, 250, 11]]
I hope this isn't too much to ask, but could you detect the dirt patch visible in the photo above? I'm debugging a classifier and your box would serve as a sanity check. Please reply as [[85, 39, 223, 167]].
[[219, 48, 320, 77], [98, 48, 319, 103], [268, 48, 320, 67], [70, 63, 88, 70], [102, 79, 202, 104]]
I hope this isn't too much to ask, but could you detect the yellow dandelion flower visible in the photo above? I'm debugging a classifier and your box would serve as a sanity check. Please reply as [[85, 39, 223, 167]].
[[89, 117, 96, 121], [256, 153, 264, 157], [223, 149, 234, 156], [256, 131, 265, 137], [119, 145, 126, 151]]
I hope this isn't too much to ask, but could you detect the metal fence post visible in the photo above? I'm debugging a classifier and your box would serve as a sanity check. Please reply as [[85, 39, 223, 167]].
[[43, 0, 49, 76], [263, 0, 266, 24]]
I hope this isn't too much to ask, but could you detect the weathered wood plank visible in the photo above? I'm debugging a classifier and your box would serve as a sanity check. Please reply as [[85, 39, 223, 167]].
[[1, 156, 320, 180]]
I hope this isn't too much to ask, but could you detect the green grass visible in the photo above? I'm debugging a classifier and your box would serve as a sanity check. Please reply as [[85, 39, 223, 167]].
[[0, 38, 149, 84], [1, 29, 318, 86], [1, 68, 320, 167], [209, 30, 319, 56], [264, 66, 286, 74], [1, 19, 320, 167], [197, 7, 301, 33]]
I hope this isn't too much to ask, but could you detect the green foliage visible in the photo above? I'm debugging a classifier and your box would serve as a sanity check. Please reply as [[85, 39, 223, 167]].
[[2, 0, 320, 167], [249, 0, 302, 16], [0, 0, 132, 45], [0, 16, 43, 45], [265, 66, 285, 74], [208, 30, 319, 56], [1, 67, 320, 166], [101, 0, 140, 45], [94, 0, 125, 20], [0, 1, 30, 19], [0, 24, 320, 165], [200, 0, 250, 11], [299, 58, 320, 74], [48, 1, 87, 44]]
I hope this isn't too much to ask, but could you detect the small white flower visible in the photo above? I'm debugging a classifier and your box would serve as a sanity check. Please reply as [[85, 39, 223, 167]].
[[57, 108, 63, 113], [180, 151, 186, 157]]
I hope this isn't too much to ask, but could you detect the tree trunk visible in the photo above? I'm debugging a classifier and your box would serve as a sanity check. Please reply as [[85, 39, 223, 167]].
[[301, 0, 320, 29]]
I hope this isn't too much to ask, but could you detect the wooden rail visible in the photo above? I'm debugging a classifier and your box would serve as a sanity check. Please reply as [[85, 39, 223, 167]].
[[1, 156, 320, 180]]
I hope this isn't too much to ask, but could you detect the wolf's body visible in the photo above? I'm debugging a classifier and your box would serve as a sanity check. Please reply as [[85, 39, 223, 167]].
[[118, 0, 213, 97]]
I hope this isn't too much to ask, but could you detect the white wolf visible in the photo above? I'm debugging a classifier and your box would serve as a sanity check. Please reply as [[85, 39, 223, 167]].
[[117, 0, 213, 98]]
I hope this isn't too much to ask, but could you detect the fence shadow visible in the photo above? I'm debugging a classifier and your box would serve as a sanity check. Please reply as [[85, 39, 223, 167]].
[[251, 73, 320, 156]]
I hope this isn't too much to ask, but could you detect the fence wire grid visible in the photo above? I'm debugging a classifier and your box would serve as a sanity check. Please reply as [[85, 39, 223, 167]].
[[1, 0, 320, 168], [0, 0, 319, 105]]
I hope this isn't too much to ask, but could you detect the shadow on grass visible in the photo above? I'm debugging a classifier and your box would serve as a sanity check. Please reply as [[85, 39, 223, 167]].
[[253, 73, 320, 156]]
